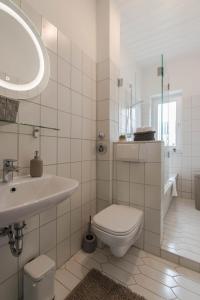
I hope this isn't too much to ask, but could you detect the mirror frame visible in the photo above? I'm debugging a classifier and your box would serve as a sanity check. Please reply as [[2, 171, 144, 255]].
[[0, 0, 50, 99]]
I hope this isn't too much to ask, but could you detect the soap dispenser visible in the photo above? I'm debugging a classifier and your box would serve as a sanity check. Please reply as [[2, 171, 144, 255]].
[[30, 151, 43, 177]]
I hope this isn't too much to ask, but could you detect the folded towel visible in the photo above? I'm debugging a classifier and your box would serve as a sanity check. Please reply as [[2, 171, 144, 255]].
[[169, 177, 178, 197], [136, 126, 153, 133]]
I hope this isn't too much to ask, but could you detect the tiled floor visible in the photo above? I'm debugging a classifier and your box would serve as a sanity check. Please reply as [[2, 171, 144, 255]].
[[54, 245, 200, 300], [162, 198, 200, 264]]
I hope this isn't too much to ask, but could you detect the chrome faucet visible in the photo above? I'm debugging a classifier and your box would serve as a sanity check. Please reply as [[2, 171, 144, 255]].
[[2, 159, 18, 183]]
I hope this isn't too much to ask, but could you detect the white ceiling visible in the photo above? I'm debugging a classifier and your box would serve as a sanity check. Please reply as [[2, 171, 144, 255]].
[[118, 0, 200, 66]]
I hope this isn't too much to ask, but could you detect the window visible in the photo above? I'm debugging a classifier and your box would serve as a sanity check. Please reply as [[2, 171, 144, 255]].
[[126, 102, 142, 138], [151, 91, 181, 147], [158, 101, 176, 146]]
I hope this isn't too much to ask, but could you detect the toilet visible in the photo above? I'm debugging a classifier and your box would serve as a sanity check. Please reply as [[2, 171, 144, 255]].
[[92, 204, 143, 257]]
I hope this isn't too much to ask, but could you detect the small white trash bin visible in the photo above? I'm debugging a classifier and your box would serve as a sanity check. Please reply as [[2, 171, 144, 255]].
[[24, 255, 56, 300]]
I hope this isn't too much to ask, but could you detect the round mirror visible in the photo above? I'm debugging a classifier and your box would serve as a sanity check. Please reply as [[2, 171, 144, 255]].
[[0, 0, 50, 99]]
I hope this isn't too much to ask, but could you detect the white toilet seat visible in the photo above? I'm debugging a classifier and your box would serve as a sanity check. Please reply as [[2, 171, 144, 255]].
[[92, 205, 144, 257]]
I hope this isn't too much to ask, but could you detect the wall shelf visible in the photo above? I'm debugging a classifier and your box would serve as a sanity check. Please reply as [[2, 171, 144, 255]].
[[0, 119, 60, 131]]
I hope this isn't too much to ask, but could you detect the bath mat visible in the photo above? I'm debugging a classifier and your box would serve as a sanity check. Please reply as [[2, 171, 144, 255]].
[[66, 268, 146, 300]]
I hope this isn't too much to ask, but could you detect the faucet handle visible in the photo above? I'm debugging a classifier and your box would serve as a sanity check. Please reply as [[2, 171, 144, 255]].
[[3, 159, 17, 167]]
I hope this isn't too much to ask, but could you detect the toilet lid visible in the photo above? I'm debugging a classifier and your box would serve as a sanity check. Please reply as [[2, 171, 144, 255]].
[[93, 205, 143, 236]]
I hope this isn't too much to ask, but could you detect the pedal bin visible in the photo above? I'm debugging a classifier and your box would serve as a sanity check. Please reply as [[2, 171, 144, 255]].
[[24, 255, 56, 300]]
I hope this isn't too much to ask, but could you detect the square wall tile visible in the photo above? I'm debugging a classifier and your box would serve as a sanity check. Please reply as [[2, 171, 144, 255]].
[[116, 181, 130, 203], [71, 91, 82, 116], [72, 43, 82, 70], [130, 183, 145, 206], [71, 139, 82, 162], [58, 31, 71, 62], [40, 220, 56, 253], [97, 79, 109, 101], [58, 112, 71, 138], [97, 161, 111, 181], [71, 67, 82, 93], [41, 79, 57, 109], [18, 101, 40, 126], [58, 58, 71, 87], [57, 163, 70, 178], [130, 163, 145, 184], [19, 134, 39, 168], [71, 185, 82, 210], [40, 207, 56, 226], [57, 239, 71, 268], [82, 161, 92, 182], [97, 180, 111, 202], [0, 133, 17, 161], [71, 115, 82, 139], [58, 138, 70, 163], [0, 274, 18, 300], [19, 229, 39, 268], [42, 18, 57, 53], [58, 85, 71, 113], [145, 185, 161, 210], [82, 97, 92, 119], [145, 163, 161, 186], [0, 244, 18, 284], [83, 53, 92, 78], [145, 208, 161, 234], [57, 213, 70, 243], [57, 199, 70, 218], [48, 50, 57, 81], [41, 136, 57, 165], [71, 208, 82, 234], [116, 161, 130, 181], [71, 230, 82, 256], [140, 143, 161, 163], [41, 106, 57, 129], [83, 75, 92, 98]]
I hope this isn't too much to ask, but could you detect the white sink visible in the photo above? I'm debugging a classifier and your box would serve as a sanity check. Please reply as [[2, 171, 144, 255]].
[[0, 175, 79, 227]]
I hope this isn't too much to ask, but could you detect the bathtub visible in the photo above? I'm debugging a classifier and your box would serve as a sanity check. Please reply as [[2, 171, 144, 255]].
[[163, 174, 178, 219]]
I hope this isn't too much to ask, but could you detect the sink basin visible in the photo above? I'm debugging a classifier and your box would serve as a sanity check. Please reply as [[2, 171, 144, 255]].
[[0, 175, 79, 227]]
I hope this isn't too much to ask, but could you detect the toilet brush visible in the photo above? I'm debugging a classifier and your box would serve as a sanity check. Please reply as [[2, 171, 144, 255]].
[[82, 216, 97, 253]]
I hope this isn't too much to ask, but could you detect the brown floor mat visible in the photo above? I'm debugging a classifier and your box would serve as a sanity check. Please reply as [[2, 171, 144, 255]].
[[66, 269, 146, 300]]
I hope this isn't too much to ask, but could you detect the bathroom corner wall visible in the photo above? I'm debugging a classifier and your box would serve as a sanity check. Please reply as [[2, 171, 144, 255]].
[[113, 141, 164, 256], [175, 95, 200, 200], [96, 0, 120, 212], [0, 1, 96, 298]]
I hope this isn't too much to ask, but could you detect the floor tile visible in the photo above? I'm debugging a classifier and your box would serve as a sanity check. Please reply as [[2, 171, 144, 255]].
[[55, 269, 80, 291], [139, 265, 177, 287], [172, 286, 200, 300], [90, 249, 108, 263], [162, 198, 200, 264], [175, 266, 200, 283], [55, 246, 200, 300], [109, 257, 140, 275], [102, 263, 136, 285], [174, 275, 200, 295], [134, 274, 176, 299], [65, 259, 89, 279], [129, 284, 165, 300], [143, 258, 178, 276], [55, 280, 70, 300], [123, 252, 145, 266], [73, 250, 101, 270]]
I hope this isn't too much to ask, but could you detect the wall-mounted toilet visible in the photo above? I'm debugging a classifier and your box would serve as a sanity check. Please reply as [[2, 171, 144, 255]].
[[92, 204, 143, 257]]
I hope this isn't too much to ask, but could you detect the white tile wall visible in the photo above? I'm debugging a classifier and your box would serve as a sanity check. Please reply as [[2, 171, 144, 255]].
[[169, 95, 200, 199], [113, 141, 163, 255], [0, 1, 96, 298]]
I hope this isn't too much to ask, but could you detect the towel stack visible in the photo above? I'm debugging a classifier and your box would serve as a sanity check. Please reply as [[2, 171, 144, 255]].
[[134, 127, 156, 141]]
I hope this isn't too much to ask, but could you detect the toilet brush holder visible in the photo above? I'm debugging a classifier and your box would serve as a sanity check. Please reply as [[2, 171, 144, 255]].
[[82, 216, 97, 253]]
